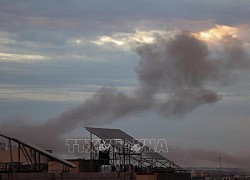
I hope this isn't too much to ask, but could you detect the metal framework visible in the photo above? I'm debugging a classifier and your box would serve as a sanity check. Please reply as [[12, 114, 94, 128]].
[[0, 133, 76, 173], [85, 127, 186, 173]]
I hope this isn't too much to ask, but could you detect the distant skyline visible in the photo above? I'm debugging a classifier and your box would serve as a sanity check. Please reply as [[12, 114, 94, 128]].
[[0, 0, 250, 169]]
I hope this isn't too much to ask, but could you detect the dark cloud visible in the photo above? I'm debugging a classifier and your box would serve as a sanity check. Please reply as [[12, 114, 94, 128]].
[[1, 32, 249, 159], [1, 0, 250, 32], [0, 0, 250, 168]]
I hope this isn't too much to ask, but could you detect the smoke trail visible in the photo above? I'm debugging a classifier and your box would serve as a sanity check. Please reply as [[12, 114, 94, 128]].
[[0, 87, 152, 151], [0, 31, 249, 155]]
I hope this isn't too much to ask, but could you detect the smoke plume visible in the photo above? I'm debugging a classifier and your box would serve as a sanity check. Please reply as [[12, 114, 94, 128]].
[[0, 31, 249, 164]]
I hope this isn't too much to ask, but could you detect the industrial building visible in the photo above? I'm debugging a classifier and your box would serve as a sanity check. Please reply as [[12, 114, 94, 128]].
[[0, 128, 191, 180]]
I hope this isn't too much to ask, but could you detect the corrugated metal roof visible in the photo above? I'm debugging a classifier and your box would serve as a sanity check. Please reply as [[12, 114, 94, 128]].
[[0, 133, 76, 168]]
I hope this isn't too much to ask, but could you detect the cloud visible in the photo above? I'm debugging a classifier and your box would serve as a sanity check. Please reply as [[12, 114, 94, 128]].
[[0, 52, 49, 62], [67, 38, 85, 46], [0, 87, 93, 102], [0, 37, 16, 45], [193, 25, 238, 42], [1, 0, 250, 168], [92, 25, 250, 58], [2, 0, 250, 34], [0, 31, 18, 45], [92, 30, 176, 50], [0, 84, 135, 102], [1, 30, 249, 154]]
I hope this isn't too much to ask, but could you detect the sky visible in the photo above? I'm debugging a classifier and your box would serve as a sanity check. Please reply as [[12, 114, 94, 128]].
[[0, 0, 250, 169]]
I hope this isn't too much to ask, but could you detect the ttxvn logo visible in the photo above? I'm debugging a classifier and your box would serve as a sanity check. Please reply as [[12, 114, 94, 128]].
[[66, 138, 168, 153]]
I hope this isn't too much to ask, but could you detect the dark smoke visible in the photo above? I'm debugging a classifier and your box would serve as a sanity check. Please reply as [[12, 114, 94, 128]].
[[0, 31, 249, 166], [222, 35, 248, 69], [0, 87, 152, 151], [136, 33, 222, 117]]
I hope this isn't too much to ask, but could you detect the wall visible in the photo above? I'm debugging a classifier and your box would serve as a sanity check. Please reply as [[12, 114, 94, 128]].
[[0, 172, 191, 180], [157, 173, 191, 180], [48, 160, 79, 173], [0, 172, 135, 180], [136, 174, 157, 180]]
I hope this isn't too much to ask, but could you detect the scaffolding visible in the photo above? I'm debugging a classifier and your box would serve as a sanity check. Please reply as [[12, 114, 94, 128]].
[[85, 127, 186, 173]]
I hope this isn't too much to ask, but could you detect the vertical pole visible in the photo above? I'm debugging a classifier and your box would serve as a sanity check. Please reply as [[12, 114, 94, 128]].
[[90, 132, 93, 160], [38, 153, 41, 171], [123, 139, 125, 172], [90, 132, 93, 171], [140, 153, 142, 168], [128, 144, 130, 165], [18, 143, 20, 172], [34, 150, 37, 171], [113, 146, 115, 166], [9, 140, 13, 173]]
